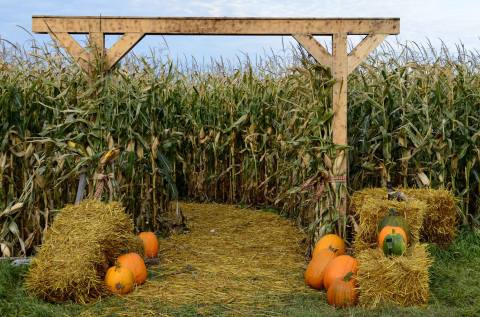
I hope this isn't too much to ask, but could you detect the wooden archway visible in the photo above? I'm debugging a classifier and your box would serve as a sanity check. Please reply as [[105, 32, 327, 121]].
[[32, 16, 400, 233]]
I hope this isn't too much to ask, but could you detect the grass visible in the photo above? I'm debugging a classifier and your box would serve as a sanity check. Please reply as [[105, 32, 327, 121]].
[[1, 228, 480, 317]]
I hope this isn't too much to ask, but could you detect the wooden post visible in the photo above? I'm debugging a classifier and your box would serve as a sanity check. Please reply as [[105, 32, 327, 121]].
[[331, 33, 349, 236], [88, 32, 105, 75], [88, 32, 104, 56], [332, 33, 348, 150]]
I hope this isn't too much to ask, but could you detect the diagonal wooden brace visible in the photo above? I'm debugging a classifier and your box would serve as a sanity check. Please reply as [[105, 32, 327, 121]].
[[347, 34, 386, 74], [48, 32, 145, 73], [49, 32, 90, 71], [292, 34, 332, 69], [105, 33, 145, 69]]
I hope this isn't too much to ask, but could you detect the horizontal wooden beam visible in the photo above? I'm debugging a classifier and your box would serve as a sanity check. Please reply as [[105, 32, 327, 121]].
[[32, 16, 399, 35]]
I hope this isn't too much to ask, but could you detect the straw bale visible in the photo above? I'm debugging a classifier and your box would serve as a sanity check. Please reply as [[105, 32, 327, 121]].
[[350, 187, 384, 215], [25, 200, 143, 303], [353, 195, 427, 253], [403, 188, 457, 246], [352, 188, 457, 246], [357, 244, 432, 308]]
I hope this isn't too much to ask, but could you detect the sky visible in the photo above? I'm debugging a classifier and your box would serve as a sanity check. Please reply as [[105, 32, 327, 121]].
[[1, 0, 480, 63]]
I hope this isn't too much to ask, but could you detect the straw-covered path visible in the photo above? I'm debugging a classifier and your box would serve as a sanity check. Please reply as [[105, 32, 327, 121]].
[[84, 203, 314, 316]]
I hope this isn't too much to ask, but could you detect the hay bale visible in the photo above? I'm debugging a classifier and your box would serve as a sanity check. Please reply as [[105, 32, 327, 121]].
[[353, 195, 427, 253], [357, 244, 432, 308], [350, 188, 384, 215], [25, 200, 143, 303], [403, 188, 457, 246], [351, 188, 457, 246]]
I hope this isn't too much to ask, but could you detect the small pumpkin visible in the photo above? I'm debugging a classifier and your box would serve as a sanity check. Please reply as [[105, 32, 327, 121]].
[[117, 252, 147, 285], [327, 271, 358, 308], [382, 229, 407, 256], [378, 225, 408, 249], [304, 247, 337, 289], [104, 266, 135, 295], [138, 231, 159, 258], [323, 255, 358, 289], [378, 208, 410, 239], [312, 234, 346, 257]]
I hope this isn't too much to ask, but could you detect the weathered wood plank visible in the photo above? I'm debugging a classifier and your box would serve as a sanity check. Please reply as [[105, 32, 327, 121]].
[[347, 34, 386, 74], [292, 34, 332, 68], [32, 16, 400, 35]]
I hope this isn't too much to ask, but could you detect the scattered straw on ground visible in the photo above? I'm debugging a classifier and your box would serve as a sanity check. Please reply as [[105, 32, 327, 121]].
[[357, 244, 432, 308], [25, 200, 143, 304], [352, 193, 427, 253], [89, 203, 312, 316]]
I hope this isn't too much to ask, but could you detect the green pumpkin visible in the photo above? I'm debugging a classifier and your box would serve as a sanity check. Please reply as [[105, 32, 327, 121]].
[[378, 208, 410, 239], [382, 230, 406, 256]]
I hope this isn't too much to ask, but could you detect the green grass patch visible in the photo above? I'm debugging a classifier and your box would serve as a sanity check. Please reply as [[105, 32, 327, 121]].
[[1, 229, 480, 316]]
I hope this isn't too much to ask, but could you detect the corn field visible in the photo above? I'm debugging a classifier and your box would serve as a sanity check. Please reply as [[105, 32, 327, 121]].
[[348, 43, 480, 224], [0, 40, 479, 257]]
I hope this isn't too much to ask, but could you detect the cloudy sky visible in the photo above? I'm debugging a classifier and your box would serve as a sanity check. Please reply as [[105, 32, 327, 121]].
[[1, 0, 479, 62]]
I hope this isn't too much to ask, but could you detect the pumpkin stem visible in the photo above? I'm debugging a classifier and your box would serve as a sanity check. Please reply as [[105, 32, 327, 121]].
[[328, 245, 339, 254], [343, 271, 354, 282], [388, 208, 399, 216]]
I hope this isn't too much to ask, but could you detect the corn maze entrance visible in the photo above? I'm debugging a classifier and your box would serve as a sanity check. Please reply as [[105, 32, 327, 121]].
[[23, 15, 402, 315], [32, 16, 400, 237]]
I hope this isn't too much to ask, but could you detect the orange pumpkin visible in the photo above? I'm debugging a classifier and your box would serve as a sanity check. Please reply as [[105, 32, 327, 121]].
[[117, 253, 147, 285], [378, 225, 408, 249], [323, 255, 358, 289], [104, 266, 135, 295], [138, 231, 159, 258], [327, 271, 358, 308], [304, 247, 337, 289], [312, 234, 346, 258]]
